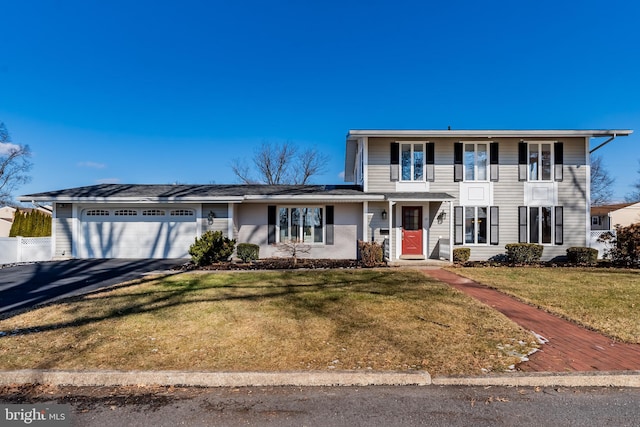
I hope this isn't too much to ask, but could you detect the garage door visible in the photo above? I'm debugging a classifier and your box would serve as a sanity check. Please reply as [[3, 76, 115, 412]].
[[80, 207, 197, 258]]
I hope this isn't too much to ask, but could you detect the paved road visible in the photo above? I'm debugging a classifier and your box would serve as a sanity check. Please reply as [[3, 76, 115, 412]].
[[0, 259, 186, 317], [6, 385, 638, 427]]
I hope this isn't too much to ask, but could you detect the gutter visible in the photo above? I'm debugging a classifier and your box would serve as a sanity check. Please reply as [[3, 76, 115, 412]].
[[589, 134, 618, 154]]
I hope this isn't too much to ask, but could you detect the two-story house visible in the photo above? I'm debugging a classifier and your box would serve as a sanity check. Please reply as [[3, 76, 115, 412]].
[[20, 129, 631, 262]]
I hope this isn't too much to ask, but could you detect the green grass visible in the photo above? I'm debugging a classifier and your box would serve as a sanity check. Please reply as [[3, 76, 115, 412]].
[[449, 267, 640, 343], [0, 270, 537, 375]]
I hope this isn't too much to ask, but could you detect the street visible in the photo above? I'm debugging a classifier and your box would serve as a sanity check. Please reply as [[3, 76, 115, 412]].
[[2, 385, 638, 426]]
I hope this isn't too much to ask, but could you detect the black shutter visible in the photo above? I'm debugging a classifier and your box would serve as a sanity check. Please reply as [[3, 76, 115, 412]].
[[529, 207, 539, 243], [390, 142, 399, 181], [518, 142, 528, 181], [555, 206, 563, 245], [267, 205, 276, 244], [454, 142, 463, 182], [326, 205, 334, 245], [490, 142, 499, 181], [518, 206, 528, 243], [554, 142, 563, 181], [454, 206, 463, 245], [490, 206, 499, 245], [426, 142, 435, 182]]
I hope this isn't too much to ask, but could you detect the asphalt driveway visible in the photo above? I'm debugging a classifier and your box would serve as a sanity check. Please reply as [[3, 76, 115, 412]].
[[0, 259, 186, 318]]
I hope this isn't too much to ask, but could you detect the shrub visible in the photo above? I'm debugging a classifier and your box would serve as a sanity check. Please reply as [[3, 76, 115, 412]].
[[599, 223, 640, 267], [566, 247, 598, 265], [358, 241, 383, 267], [189, 231, 236, 267], [237, 243, 260, 263], [505, 243, 544, 264], [453, 248, 471, 263]]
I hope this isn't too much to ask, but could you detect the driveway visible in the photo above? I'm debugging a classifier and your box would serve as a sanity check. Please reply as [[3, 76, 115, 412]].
[[0, 259, 186, 318]]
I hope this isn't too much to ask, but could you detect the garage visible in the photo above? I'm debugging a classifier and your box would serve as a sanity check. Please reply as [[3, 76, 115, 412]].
[[79, 206, 197, 258]]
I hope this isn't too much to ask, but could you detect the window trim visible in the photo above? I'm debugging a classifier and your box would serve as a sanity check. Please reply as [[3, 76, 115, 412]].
[[399, 142, 427, 182], [462, 142, 490, 182], [276, 206, 326, 245], [525, 141, 555, 182], [462, 206, 490, 245]]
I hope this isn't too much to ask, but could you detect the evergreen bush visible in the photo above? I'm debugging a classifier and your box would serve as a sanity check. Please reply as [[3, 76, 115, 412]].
[[505, 243, 544, 264], [237, 243, 260, 263], [189, 231, 236, 267]]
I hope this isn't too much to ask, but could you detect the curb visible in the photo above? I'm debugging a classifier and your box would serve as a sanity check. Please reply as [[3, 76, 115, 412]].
[[2, 370, 640, 388], [433, 371, 640, 388], [0, 370, 431, 387]]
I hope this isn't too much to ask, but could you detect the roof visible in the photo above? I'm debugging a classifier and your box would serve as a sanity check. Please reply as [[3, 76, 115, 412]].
[[591, 202, 640, 216], [347, 129, 633, 138], [19, 184, 455, 204]]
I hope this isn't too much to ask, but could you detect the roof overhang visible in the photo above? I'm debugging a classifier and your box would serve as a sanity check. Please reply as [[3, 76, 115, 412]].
[[347, 129, 633, 138]]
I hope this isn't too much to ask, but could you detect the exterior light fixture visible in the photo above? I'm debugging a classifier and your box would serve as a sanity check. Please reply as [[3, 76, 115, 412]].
[[207, 210, 215, 225], [437, 210, 447, 224], [382, 209, 387, 220]]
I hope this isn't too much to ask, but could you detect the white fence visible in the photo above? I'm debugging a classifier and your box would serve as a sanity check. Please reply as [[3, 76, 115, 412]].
[[589, 230, 614, 259], [0, 237, 52, 265]]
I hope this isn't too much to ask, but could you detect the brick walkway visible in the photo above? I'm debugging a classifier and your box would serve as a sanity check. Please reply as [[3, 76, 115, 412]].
[[422, 269, 640, 372]]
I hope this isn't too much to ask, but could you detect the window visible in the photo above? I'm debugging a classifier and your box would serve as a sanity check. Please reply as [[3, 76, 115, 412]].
[[464, 143, 488, 181], [278, 207, 324, 243], [170, 209, 194, 216], [529, 143, 551, 181], [114, 209, 137, 216], [464, 207, 488, 244], [85, 209, 109, 216], [401, 143, 425, 181], [519, 206, 563, 245], [143, 209, 166, 216], [455, 206, 499, 245], [592, 216, 602, 226]]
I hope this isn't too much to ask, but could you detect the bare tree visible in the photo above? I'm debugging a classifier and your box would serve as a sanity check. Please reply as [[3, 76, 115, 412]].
[[0, 122, 33, 205], [625, 160, 640, 202], [231, 141, 328, 185], [590, 155, 615, 205]]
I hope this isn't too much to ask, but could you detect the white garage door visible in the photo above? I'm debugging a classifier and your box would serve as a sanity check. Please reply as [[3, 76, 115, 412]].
[[80, 207, 197, 258]]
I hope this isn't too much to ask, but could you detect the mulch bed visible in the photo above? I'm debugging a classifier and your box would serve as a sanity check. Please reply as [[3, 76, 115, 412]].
[[175, 258, 379, 271]]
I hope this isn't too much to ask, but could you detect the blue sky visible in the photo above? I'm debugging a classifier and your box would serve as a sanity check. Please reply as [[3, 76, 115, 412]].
[[2, 0, 639, 201]]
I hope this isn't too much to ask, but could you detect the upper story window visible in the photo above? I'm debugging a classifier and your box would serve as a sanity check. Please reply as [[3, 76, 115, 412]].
[[401, 143, 424, 181], [529, 143, 552, 181], [464, 143, 488, 181], [519, 141, 563, 182]]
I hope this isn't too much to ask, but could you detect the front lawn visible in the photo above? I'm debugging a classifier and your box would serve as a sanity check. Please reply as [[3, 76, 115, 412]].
[[0, 270, 537, 375], [450, 267, 640, 343]]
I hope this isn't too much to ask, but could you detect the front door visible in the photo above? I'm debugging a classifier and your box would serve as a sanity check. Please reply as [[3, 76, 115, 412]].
[[402, 206, 423, 255]]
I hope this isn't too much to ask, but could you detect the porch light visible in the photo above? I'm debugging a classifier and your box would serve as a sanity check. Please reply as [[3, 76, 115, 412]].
[[207, 210, 215, 225], [437, 210, 447, 224], [382, 209, 387, 220]]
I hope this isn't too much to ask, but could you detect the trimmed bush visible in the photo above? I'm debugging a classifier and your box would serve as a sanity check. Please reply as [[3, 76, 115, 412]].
[[189, 231, 236, 266], [566, 247, 598, 265], [237, 243, 260, 263], [505, 243, 544, 264], [453, 247, 471, 263], [358, 241, 383, 267]]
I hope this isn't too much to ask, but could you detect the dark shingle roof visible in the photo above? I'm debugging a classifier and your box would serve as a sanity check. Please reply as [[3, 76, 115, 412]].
[[20, 184, 455, 203], [21, 184, 369, 200]]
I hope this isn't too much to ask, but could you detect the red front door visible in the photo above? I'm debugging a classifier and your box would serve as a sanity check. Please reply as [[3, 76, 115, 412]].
[[402, 207, 423, 255]]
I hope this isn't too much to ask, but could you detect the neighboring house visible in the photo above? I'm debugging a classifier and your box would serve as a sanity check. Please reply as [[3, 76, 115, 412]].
[[0, 206, 15, 237], [591, 202, 640, 230], [0, 206, 52, 237], [19, 129, 632, 262]]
